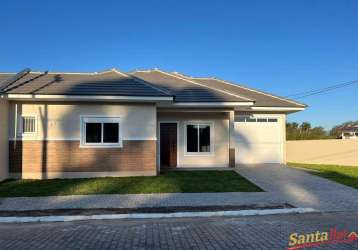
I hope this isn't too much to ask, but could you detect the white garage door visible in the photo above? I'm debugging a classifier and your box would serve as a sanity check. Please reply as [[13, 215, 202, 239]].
[[235, 115, 284, 164]]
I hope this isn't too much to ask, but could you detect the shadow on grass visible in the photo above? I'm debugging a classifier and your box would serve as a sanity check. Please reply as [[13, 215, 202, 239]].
[[288, 163, 358, 189], [311, 171, 358, 189], [0, 171, 263, 197]]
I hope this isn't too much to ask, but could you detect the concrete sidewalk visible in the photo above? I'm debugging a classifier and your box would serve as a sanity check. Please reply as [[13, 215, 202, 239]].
[[0, 192, 287, 211]]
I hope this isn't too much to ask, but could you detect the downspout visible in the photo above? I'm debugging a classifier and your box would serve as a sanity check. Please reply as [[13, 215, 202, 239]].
[[14, 103, 17, 146], [229, 110, 236, 168]]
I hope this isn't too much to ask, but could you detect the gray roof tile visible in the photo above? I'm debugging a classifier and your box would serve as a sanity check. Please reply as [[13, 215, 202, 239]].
[[0, 68, 306, 108], [189, 77, 306, 107], [0, 70, 170, 97], [131, 70, 252, 103]]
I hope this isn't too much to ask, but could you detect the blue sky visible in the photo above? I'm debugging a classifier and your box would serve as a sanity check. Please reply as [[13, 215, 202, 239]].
[[1, 0, 357, 129]]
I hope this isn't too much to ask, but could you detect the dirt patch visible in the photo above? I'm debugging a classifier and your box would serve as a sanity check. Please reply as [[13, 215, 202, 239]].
[[0, 203, 294, 217]]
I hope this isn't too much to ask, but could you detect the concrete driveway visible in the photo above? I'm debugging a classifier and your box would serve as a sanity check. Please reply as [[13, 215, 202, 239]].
[[236, 164, 358, 212]]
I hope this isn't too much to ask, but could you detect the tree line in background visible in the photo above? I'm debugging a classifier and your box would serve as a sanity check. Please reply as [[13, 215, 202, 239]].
[[286, 122, 331, 140], [286, 120, 358, 140]]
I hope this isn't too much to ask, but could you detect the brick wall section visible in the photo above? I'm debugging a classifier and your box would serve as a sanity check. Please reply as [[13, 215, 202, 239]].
[[9, 140, 156, 173]]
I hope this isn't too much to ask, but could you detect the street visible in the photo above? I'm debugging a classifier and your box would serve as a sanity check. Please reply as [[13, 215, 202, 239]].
[[0, 212, 358, 249]]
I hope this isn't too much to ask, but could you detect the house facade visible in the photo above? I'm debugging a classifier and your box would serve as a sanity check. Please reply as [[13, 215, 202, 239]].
[[0, 68, 306, 180], [341, 126, 358, 139]]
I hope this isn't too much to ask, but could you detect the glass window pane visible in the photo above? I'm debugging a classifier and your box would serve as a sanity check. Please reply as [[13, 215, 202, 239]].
[[103, 123, 119, 143], [246, 118, 256, 122], [187, 125, 198, 152], [199, 125, 210, 152], [86, 123, 101, 143], [22, 117, 36, 133], [268, 118, 278, 122], [236, 116, 246, 122], [257, 118, 267, 122], [23, 119, 26, 132]]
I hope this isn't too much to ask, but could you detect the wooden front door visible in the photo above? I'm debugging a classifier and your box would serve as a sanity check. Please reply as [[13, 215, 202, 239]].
[[160, 123, 177, 168]]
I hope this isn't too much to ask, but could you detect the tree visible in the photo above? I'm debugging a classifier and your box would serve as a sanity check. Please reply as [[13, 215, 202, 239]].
[[309, 126, 327, 139], [291, 122, 299, 129], [286, 122, 331, 140], [300, 122, 311, 132]]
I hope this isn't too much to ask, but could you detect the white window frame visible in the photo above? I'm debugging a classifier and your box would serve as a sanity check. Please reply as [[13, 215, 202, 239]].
[[235, 115, 278, 123], [184, 121, 214, 156], [80, 116, 122, 148], [20, 115, 38, 136]]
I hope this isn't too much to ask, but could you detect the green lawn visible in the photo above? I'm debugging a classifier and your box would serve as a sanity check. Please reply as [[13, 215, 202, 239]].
[[0, 171, 262, 197], [288, 162, 358, 189]]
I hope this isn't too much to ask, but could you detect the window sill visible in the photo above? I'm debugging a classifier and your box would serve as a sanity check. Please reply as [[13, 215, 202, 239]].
[[184, 152, 214, 157], [19, 133, 38, 137], [79, 144, 123, 149]]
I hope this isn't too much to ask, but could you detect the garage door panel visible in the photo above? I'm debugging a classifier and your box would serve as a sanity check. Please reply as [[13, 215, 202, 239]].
[[234, 115, 284, 164], [235, 123, 281, 143], [236, 143, 283, 164]]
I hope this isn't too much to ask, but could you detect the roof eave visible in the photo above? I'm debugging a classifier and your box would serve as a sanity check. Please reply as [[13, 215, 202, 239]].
[[200, 77, 307, 108], [235, 106, 306, 113], [159, 101, 254, 108], [5, 94, 173, 103]]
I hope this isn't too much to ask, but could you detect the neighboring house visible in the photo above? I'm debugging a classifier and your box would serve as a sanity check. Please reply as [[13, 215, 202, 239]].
[[0, 68, 306, 180], [341, 126, 358, 139]]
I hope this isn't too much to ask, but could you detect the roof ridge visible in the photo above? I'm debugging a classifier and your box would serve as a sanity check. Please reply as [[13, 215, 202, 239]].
[[128, 69, 156, 74], [117, 70, 172, 96], [2, 68, 121, 75], [153, 69, 255, 102], [129, 75, 172, 96], [192, 76, 306, 107], [31, 71, 96, 75], [97, 68, 126, 75]]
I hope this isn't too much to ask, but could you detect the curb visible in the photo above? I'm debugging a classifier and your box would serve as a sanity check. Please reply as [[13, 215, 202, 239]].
[[0, 207, 317, 223]]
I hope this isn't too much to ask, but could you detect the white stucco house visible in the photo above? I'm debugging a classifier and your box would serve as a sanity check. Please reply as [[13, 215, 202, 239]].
[[0, 68, 306, 180], [341, 126, 358, 139]]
